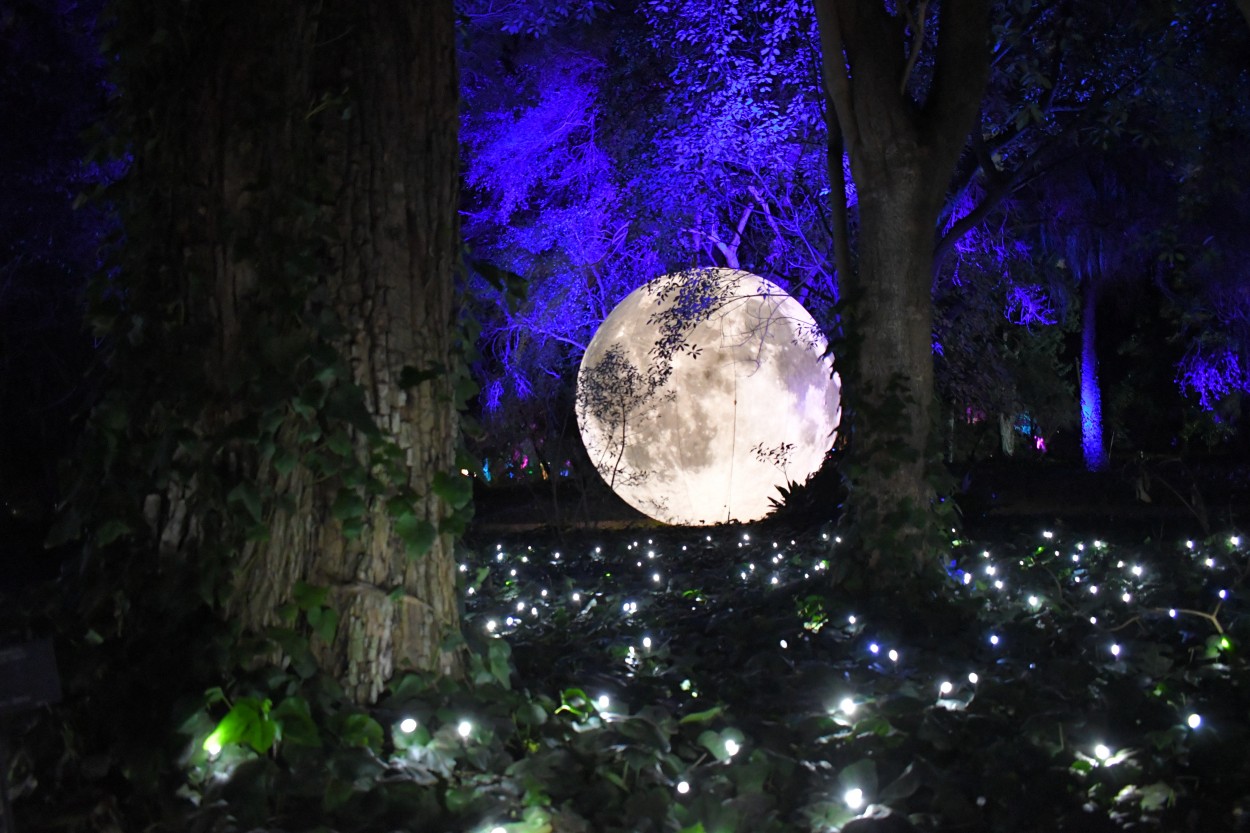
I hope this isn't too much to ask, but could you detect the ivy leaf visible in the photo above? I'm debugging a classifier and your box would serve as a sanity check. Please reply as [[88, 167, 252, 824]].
[[679, 705, 725, 725], [293, 581, 329, 610], [272, 697, 322, 748], [432, 471, 473, 510], [228, 481, 264, 523], [332, 490, 366, 523], [399, 365, 442, 388], [204, 697, 276, 755], [95, 518, 132, 547], [335, 712, 384, 752], [395, 513, 436, 558]]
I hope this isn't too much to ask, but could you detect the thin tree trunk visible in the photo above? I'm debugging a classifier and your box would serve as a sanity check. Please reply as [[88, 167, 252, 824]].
[[1079, 282, 1108, 471]]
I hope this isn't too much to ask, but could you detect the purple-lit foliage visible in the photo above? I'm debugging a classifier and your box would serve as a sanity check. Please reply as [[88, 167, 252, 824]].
[[1178, 347, 1248, 412], [460, 1, 836, 438]]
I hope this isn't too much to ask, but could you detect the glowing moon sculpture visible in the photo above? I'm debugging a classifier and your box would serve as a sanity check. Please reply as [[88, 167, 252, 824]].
[[575, 267, 840, 525]]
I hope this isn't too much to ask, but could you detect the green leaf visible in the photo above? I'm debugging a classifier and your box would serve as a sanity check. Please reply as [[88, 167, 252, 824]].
[[95, 518, 132, 547], [336, 712, 384, 752], [332, 489, 366, 523], [837, 758, 878, 797], [272, 697, 322, 748], [399, 365, 442, 388], [396, 513, 436, 558], [307, 606, 339, 644], [679, 705, 725, 725], [205, 697, 276, 754], [432, 471, 473, 510], [228, 481, 264, 523], [293, 581, 329, 610]]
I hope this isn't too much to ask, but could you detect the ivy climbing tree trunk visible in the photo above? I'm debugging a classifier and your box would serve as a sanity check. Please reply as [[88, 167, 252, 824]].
[[106, 0, 463, 703], [814, 0, 989, 576]]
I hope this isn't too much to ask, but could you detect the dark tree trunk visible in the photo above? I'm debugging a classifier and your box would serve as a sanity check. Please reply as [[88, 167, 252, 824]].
[[116, 0, 462, 702], [815, 0, 989, 574]]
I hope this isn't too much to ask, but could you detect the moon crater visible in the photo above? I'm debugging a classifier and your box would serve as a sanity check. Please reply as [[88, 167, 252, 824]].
[[575, 268, 841, 526]]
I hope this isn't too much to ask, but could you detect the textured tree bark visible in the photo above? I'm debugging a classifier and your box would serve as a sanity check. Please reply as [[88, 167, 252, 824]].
[[815, 0, 989, 574], [138, 0, 462, 702]]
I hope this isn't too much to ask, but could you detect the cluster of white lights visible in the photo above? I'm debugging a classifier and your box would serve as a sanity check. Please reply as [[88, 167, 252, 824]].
[[450, 526, 1242, 809]]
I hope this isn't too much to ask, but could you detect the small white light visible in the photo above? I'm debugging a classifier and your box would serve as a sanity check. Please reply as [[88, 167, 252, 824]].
[[677, 780, 690, 795], [490, 827, 507, 833], [399, 717, 418, 734], [770, 576, 779, 585], [779, 639, 788, 649], [724, 738, 740, 757], [888, 649, 899, 662], [869, 643, 880, 654], [989, 634, 1000, 646], [1110, 643, 1121, 657], [204, 737, 222, 757], [1219, 589, 1228, 599], [839, 697, 856, 715], [848, 615, 857, 624], [1131, 565, 1143, 576], [597, 694, 610, 710], [939, 681, 953, 695], [1072, 554, 1080, 563], [1168, 608, 1177, 618], [994, 580, 1004, 590], [572, 592, 581, 602], [642, 636, 652, 649], [1043, 530, 1054, 539], [1090, 585, 1098, 594], [1094, 743, 1111, 761], [652, 573, 661, 583], [516, 601, 525, 611], [1205, 558, 1215, 568], [486, 619, 498, 633], [968, 672, 979, 684], [1231, 536, 1242, 547], [457, 720, 472, 738], [1187, 713, 1201, 729], [1122, 593, 1132, 603], [844, 787, 864, 810], [1028, 595, 1040, 607], [458, 563, 467, 572], [1116, 560, 1125, 568], [1186, 540, 1194, 550], [1090, 616, 1098, 624], [985, 565, 996, 576]]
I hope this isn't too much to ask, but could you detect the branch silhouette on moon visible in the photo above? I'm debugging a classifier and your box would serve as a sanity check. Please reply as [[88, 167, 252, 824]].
[[575, 267, 841, 526]]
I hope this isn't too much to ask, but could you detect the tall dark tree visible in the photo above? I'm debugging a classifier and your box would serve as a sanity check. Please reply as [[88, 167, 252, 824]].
[[93, 0, 463, 703], [815, 0, 990, 572]]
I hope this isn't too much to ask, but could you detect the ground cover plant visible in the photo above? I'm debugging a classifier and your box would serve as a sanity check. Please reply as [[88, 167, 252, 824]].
[[11, 520, 1246, 832]]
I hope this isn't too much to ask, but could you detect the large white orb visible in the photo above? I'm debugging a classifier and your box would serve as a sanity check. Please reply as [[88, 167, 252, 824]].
[[575, 268, 840, 525]]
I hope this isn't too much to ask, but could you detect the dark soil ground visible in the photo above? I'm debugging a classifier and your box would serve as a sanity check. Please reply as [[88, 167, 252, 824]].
[[471, 456, 1250, 540]]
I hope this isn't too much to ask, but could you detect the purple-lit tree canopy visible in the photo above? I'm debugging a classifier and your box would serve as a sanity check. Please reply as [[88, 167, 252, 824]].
[[460, 0, 1250, 556]]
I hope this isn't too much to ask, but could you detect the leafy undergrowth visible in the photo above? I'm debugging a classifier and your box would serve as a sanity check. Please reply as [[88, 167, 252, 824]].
[[11, 523, 1250, 832]]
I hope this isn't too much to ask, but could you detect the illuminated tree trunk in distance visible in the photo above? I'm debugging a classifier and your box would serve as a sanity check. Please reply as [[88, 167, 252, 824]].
[[1079, 283, 1108, 471]]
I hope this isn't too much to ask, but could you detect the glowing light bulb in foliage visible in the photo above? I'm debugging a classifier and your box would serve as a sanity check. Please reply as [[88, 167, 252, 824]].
[[576, 268, 840, 525]]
